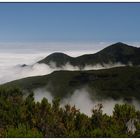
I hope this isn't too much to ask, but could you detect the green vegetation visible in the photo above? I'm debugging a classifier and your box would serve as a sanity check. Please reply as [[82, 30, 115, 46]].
[[3, 66, 140, 101], [0, 86, 140, 138]]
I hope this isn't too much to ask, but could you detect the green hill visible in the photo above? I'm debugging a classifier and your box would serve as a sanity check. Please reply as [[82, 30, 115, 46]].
[[3, 66, 140, 101], [38, 42, 140, 68]]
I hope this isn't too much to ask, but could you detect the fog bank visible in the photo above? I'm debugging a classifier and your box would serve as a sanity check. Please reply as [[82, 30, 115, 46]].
[[60, 88, 125, 116], [0, 58, 128, 84], [33, 87, 140, 117], [34, 88, 53, 103]]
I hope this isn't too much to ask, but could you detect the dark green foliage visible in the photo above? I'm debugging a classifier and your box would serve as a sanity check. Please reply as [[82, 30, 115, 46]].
[[6, 124, 43, 138], [0, 86, 140, 138], [3, 66, 140, 101]]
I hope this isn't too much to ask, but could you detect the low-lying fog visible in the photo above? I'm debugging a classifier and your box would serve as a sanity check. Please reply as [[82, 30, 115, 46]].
[[0, 61, 127, 84], [34, 87, 140, 117], [34, 87, 140, 133]]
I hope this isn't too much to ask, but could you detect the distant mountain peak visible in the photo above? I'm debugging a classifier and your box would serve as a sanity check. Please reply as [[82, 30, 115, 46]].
[[38, 52, 73, 67], [47, 52, 69, 56], [40, 52, 72, 61], [112, 42, 127, 46], [108, 42, 131, 49], [100, 42, 138, 53]]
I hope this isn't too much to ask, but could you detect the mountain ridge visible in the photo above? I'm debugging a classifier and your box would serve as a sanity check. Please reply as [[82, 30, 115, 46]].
[[38, 42, 140, 67]]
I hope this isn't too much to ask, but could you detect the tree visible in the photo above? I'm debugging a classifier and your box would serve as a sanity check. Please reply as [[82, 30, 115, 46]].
[[112, 104, 137, 137], [6, 124, 43, 138]]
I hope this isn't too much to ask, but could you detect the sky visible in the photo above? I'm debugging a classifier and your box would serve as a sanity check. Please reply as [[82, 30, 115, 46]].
[[0, 3, 140, 43]]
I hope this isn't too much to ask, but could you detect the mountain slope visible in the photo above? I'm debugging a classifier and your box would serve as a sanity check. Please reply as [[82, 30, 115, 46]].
[[38, 42, 140, 67], [3, 66, 140, 101]]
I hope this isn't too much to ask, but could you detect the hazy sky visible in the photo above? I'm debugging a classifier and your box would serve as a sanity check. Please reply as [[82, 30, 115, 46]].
[[0, 3, 140, 43]]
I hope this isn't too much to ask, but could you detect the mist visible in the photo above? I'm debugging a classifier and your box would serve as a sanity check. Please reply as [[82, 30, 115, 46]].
[[33, 87, 140, 117], [0, 59, 128, 84], [60, 88, 125, 116], [34, 88, 53, 103]]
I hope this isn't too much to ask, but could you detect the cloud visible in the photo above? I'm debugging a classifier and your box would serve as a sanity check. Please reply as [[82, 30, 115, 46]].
[[0, 60, 129, 84], [33, 87, 140, 117], [0, 64, 51, 84], [34, 88, 53, 103], [60, 88, 95, 116], [60, 88, 124, 116]]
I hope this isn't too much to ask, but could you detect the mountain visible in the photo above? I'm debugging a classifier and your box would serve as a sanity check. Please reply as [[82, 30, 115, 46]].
[[38, 52, 74, 67], [38, 42, 140, 68], [3, 66, 140, 101]]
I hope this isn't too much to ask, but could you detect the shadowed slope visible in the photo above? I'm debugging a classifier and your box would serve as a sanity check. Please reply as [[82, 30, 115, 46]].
[[3, 66, 140, 101]]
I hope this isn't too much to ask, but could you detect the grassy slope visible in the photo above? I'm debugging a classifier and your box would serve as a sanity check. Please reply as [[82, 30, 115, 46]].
[[2, 66, 140, 101]]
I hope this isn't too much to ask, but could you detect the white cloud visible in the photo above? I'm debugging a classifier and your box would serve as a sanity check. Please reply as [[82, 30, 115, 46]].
[[34, 88, 53, 103], [60, 88, 124, 116]]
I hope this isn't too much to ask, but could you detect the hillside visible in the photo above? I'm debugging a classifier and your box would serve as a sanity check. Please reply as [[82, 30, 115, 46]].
[[38, 42, 140, 68], [3, 66, 140, 101]]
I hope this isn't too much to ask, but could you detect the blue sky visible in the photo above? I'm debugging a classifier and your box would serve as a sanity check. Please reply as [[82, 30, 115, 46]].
[[0, 3, 140, 43]]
